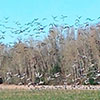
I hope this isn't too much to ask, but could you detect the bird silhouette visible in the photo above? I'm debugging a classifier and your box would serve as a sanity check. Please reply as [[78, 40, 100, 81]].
[[77, 16, 82, 19], [0, 30, 6, 34], [61, 15, 68, 21], [34, 18, 39, 21], [4, 17, 9, 20], [52, 16, 58, 21], [86, 18, 94, 21], [0, 36, 5, 39], [97, 17, 100, 19], [42, 18, 47, 21]]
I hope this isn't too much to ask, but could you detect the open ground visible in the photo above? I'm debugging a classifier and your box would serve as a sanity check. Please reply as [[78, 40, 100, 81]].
[[0, 85, 100, 100]]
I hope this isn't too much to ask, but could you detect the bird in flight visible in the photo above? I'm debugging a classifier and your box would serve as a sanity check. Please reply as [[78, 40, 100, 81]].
[[86, 18, 94, 21], [97, 17, 100, 19], [4, 17, 9, 20], [61, 15, 68, 21], [42, 18, 47, 21], [77, 16, 82, 19], [52, 16, 58, 21], [34, 18, 39, 21]]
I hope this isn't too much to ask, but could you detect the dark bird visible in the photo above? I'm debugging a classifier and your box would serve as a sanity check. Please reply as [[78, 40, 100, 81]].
[[49, 23, 53, 27], [75, 19, 80, 22], [97, 17, 100, 19], [35, 35, 40, 37], [34, 22, 41, 25], [4, 21, 8, 23], [42, 18, 47, 21], [4, 17, 9, 20], [52, 16, 58, 21], [36, 32, 40, 34], [0, 36, 5, 39], [29, 34, 34, 37], [43, 25, 47, 28], [27, 29, 31, 33], [25, 22, 31, 26], [33, 28, 37, 31], [24, 27, 30, 31], [61, 15, 68, 18], [34, 18, 39, 21], [41, 31, 46, 33], [61, 15, 68, 21], [86, 18, 94, 21], [38, 27, 44, 31], [77, 16, 82, 19], [14, 21, 21, 26], [0, 30, 6, 34]]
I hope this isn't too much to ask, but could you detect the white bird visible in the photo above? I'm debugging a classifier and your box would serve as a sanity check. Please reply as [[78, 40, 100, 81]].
[[22, 73, 26, 76], [6, 77, 11, 81], [28, 82, 33, 87], [72, 64, 76, 68], [27, 78, 31, 81], [17, 75, 21, 78], [82, 55, 87, 59], [35, 72, 43, 78], [66, 74, 71, 78], [96, 73, 100, 77], [38, 81, 44, 85], [54, 72, 60, 78], [20, 76, 24, 80], [7, 72, 12, 75], [90, 64, 95, 67], [35, 72, 40, 77], [97, 82, 100, 85], [18, 82, 23, 85], [13, 73, 19, 77]]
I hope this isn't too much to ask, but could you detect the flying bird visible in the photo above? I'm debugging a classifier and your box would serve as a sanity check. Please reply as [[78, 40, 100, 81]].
[[52, 16, 58, 21], [61, 15, 68, 21], [97, 17, 100, 19], [77, 16, 82, 19], [34, 18, 39, 21], [42, 18, 47, 21], [4, 17, 9, 20], [86, 18, 94, 21]]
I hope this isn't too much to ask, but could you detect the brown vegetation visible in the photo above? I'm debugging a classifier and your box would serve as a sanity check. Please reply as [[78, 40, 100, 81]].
[[0, 19, 100, 85]]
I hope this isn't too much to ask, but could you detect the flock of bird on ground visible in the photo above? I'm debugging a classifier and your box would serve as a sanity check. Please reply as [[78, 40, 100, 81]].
[[5, 71, 100, 91], [5, 71, 61, 86]]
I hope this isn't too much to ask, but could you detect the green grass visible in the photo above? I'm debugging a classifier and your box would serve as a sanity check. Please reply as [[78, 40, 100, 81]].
[[0, 89, 100, 100]]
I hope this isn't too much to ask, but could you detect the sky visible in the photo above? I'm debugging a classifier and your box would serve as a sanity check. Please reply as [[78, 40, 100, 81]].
[[0, 0, 100, 44], [0, 0, 100, 21]]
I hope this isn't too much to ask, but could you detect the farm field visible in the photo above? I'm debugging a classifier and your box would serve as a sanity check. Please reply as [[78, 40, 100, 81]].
[[0, 85, 100, 100]]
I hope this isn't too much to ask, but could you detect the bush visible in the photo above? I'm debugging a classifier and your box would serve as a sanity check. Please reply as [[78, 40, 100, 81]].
[[50, 63, 61, 75]]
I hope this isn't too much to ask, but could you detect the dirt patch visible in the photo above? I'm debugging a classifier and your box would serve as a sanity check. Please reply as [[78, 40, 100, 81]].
[[0, 84, 100, 90]]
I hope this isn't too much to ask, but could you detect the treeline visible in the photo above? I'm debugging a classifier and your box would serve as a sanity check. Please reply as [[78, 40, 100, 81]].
[[0, 22, 100, 85]]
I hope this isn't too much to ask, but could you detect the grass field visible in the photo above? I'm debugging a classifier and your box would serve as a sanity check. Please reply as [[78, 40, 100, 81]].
[[0, 89, 100, 100]]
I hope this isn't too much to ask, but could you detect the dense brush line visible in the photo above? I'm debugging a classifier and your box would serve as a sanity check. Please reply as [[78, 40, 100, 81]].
[[0, 21, 100, 85]]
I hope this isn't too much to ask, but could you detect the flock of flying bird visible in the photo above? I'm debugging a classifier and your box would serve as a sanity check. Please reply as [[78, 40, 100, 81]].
[[0, 15, 100, 46]]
